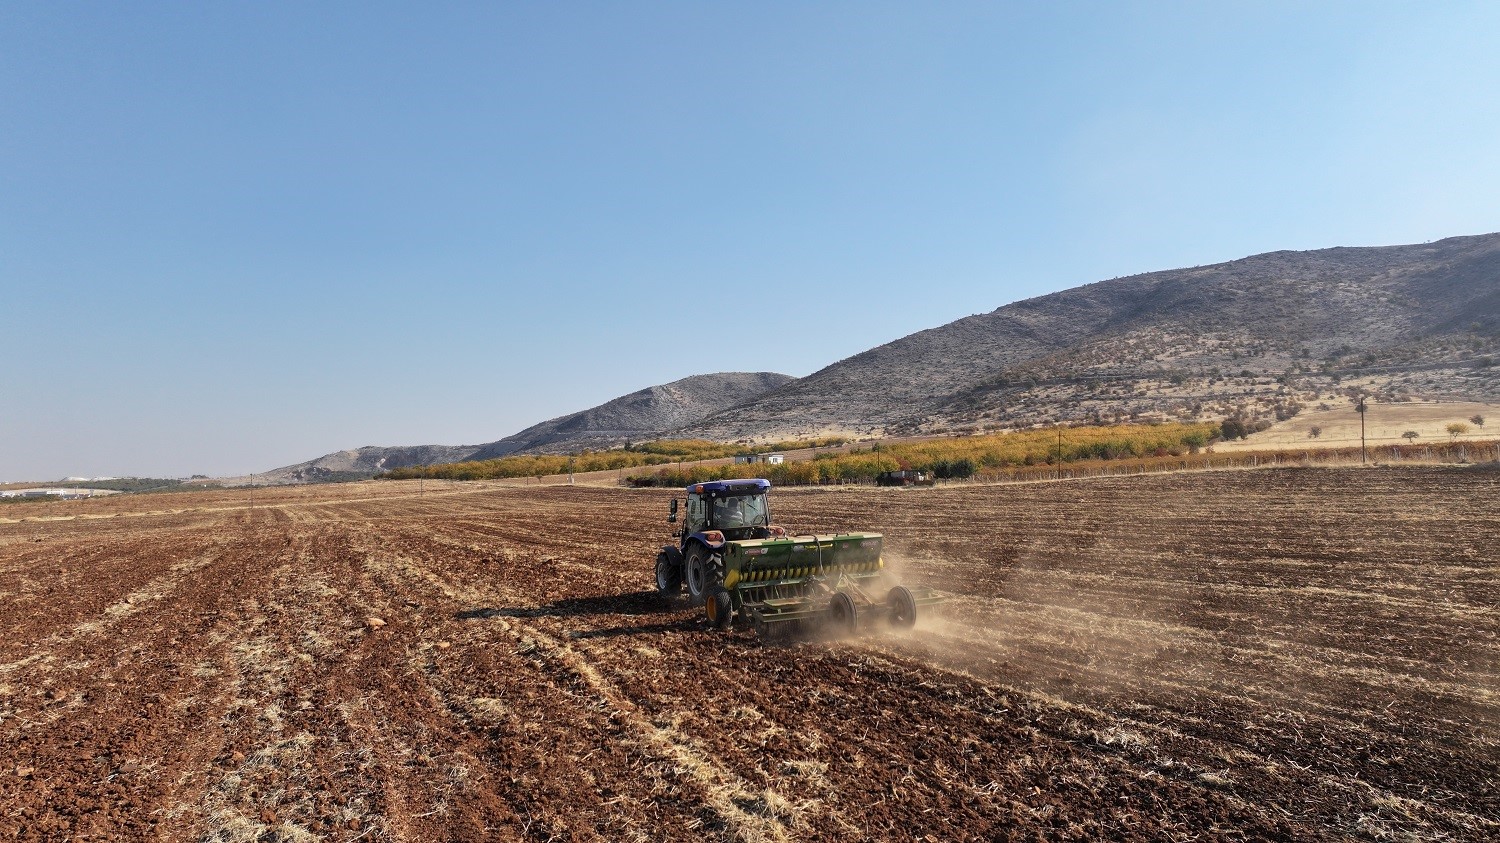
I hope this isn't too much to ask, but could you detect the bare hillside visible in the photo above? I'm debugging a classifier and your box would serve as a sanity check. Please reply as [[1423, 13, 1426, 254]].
[[465, 371, 793, 460], [688, 233, 1500, 440], [245, 234, 1500, 480], [244, 372, 793, 484], [242, 445, 483, 485]]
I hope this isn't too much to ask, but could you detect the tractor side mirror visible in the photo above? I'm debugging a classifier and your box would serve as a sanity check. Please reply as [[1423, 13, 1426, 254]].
[[668, 498, 679, 523]]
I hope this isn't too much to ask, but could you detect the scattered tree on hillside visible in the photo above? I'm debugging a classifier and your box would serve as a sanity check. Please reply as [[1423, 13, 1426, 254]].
[[1471, 414, 1486, 428], [1446, 422, 1470, 439], [1402, 431, 1420, 442], [1219, 418, 1250, 440], [1308, 426, 1322, 439]]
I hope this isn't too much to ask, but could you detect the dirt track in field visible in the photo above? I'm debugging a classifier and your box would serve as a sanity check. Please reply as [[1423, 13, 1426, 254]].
[[1, 466, 1496, 841]]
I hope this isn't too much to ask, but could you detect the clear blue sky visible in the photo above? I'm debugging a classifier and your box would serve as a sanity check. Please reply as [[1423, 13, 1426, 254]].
[[4, 2, 1499, 480]]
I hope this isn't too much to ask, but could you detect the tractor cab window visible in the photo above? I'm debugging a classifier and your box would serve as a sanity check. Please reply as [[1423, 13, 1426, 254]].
[[710, 493, 768, 531], [685, 494, 708, 533]]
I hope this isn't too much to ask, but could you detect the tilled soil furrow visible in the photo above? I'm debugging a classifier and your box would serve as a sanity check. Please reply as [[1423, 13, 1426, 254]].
[[0, 535, 232, 678], [345, 527, 787, 841], [0, 520, 291, 842], [367, 516, 1305, 840], [859, 624, 1496, 837], [904, 596, 1498, 728], [178, 534, 394, 843], [0, 526, 222, 646], [1, 467, 1496, 841]]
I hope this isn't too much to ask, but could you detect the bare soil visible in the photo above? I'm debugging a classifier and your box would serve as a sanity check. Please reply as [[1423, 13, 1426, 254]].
[[1, 467, 1496, 841]]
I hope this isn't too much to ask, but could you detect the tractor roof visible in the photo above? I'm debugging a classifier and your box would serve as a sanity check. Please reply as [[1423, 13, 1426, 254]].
[[686, 479, 771, 494]]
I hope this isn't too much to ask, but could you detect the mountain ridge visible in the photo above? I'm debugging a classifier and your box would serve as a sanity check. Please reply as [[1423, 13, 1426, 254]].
[[243, 371, 794, 484], [685, 232, 1500, 439], [243, 232, 1500, 483]]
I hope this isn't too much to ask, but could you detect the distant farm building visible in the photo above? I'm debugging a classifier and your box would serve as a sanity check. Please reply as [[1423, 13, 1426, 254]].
[[876, 470, 934, 487], [734, 453, 786, 465]]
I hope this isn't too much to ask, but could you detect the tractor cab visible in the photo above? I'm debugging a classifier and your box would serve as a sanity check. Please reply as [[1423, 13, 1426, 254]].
[[684, 479, 773, 541]]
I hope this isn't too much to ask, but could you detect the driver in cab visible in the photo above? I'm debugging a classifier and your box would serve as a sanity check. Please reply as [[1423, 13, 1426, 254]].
[[712, 496, 747, 528]]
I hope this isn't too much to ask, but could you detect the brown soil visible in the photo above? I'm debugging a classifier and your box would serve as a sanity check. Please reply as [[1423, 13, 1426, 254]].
[[1, 468, 1496, 841]]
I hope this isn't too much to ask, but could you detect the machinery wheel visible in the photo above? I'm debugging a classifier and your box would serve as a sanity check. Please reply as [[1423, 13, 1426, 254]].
[[655, 551, 682, 595], [684, 544, 723, 605], [705, 588, 734, 630], [887, 585, 917, 629], [828, 592, 859, 637], [751, 609, 788, 643]]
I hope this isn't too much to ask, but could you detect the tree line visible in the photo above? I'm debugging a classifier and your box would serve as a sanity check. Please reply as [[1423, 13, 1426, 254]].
[[625, 423, 1219, 486], [378, 437, 849, 481]]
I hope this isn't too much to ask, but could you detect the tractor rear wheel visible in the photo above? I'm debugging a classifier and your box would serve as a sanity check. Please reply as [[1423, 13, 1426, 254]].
[[887, 585, 917, 629], [828, 592, 859, 637], [684, 544, 723, 605], [705, 588, 734, 630], [655, 551, 682, 595]]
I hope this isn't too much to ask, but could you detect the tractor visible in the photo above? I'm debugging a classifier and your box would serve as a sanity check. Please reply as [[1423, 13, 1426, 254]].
[[653, 479, 943, 636]]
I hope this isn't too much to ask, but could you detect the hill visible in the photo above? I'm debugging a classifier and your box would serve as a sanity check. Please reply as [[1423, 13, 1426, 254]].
[[465, 371, 793, 460], [244, 444, 483, 485], [244, 233, 1500, 482], [241, 372, 793, 484], [686, 233, 1500, 440]]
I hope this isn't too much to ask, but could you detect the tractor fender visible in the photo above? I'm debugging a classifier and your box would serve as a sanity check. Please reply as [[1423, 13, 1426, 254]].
[[660, 544, 683, 566], [687, 531, 727, 551]]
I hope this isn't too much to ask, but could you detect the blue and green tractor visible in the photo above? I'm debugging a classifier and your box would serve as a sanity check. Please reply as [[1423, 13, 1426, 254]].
[[653, 479, 944, 636]]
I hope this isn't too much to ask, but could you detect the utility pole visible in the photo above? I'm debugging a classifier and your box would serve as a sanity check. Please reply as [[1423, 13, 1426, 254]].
[[1356, 397, 1368, 464]]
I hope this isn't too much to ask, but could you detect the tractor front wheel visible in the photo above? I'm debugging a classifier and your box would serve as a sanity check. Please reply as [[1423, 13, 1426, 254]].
[[705, 588, 734, 630], [684, 544, 723, 605], [655, 551, 682, 596]]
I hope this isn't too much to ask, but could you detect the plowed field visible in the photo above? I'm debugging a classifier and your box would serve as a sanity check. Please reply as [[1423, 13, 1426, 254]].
[[1, 466, 1496, 841]]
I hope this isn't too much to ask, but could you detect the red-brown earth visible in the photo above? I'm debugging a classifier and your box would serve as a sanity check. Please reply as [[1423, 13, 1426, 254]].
[[1, 466, 1495, 841]]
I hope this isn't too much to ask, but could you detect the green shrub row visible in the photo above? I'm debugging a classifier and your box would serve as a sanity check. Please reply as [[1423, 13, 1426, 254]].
[[378, 436, 850, 481]]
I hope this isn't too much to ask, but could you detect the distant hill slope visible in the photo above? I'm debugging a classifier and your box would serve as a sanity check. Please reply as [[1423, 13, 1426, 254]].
[[464, 371, 794, 459], [249, 445, 483, 484], [246, 234, 1500, 483], [687, 233, 1500, 439], [244, 372, 794, 484]]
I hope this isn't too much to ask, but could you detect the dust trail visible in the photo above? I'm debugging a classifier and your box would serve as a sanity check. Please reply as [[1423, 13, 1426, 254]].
[[875, 548, 1185, 699]]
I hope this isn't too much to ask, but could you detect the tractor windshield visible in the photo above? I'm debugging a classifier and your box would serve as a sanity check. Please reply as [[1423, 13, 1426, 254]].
[[710, 493, 768, 531]]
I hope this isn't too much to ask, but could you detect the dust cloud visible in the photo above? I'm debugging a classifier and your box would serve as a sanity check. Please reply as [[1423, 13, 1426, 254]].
[[876, 546, 1186, 701]]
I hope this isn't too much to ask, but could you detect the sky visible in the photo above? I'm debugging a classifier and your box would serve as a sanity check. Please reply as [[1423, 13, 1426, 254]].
[[4, 1, 1500, 480]]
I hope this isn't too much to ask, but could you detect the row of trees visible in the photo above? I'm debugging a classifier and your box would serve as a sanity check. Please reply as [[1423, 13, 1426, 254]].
[[385, 422, 1223, 486], [378, 436, 847, 481], [627, 423, 1219, 487], [376, 414, 1500, 488], [49, 478, 191, 492]]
